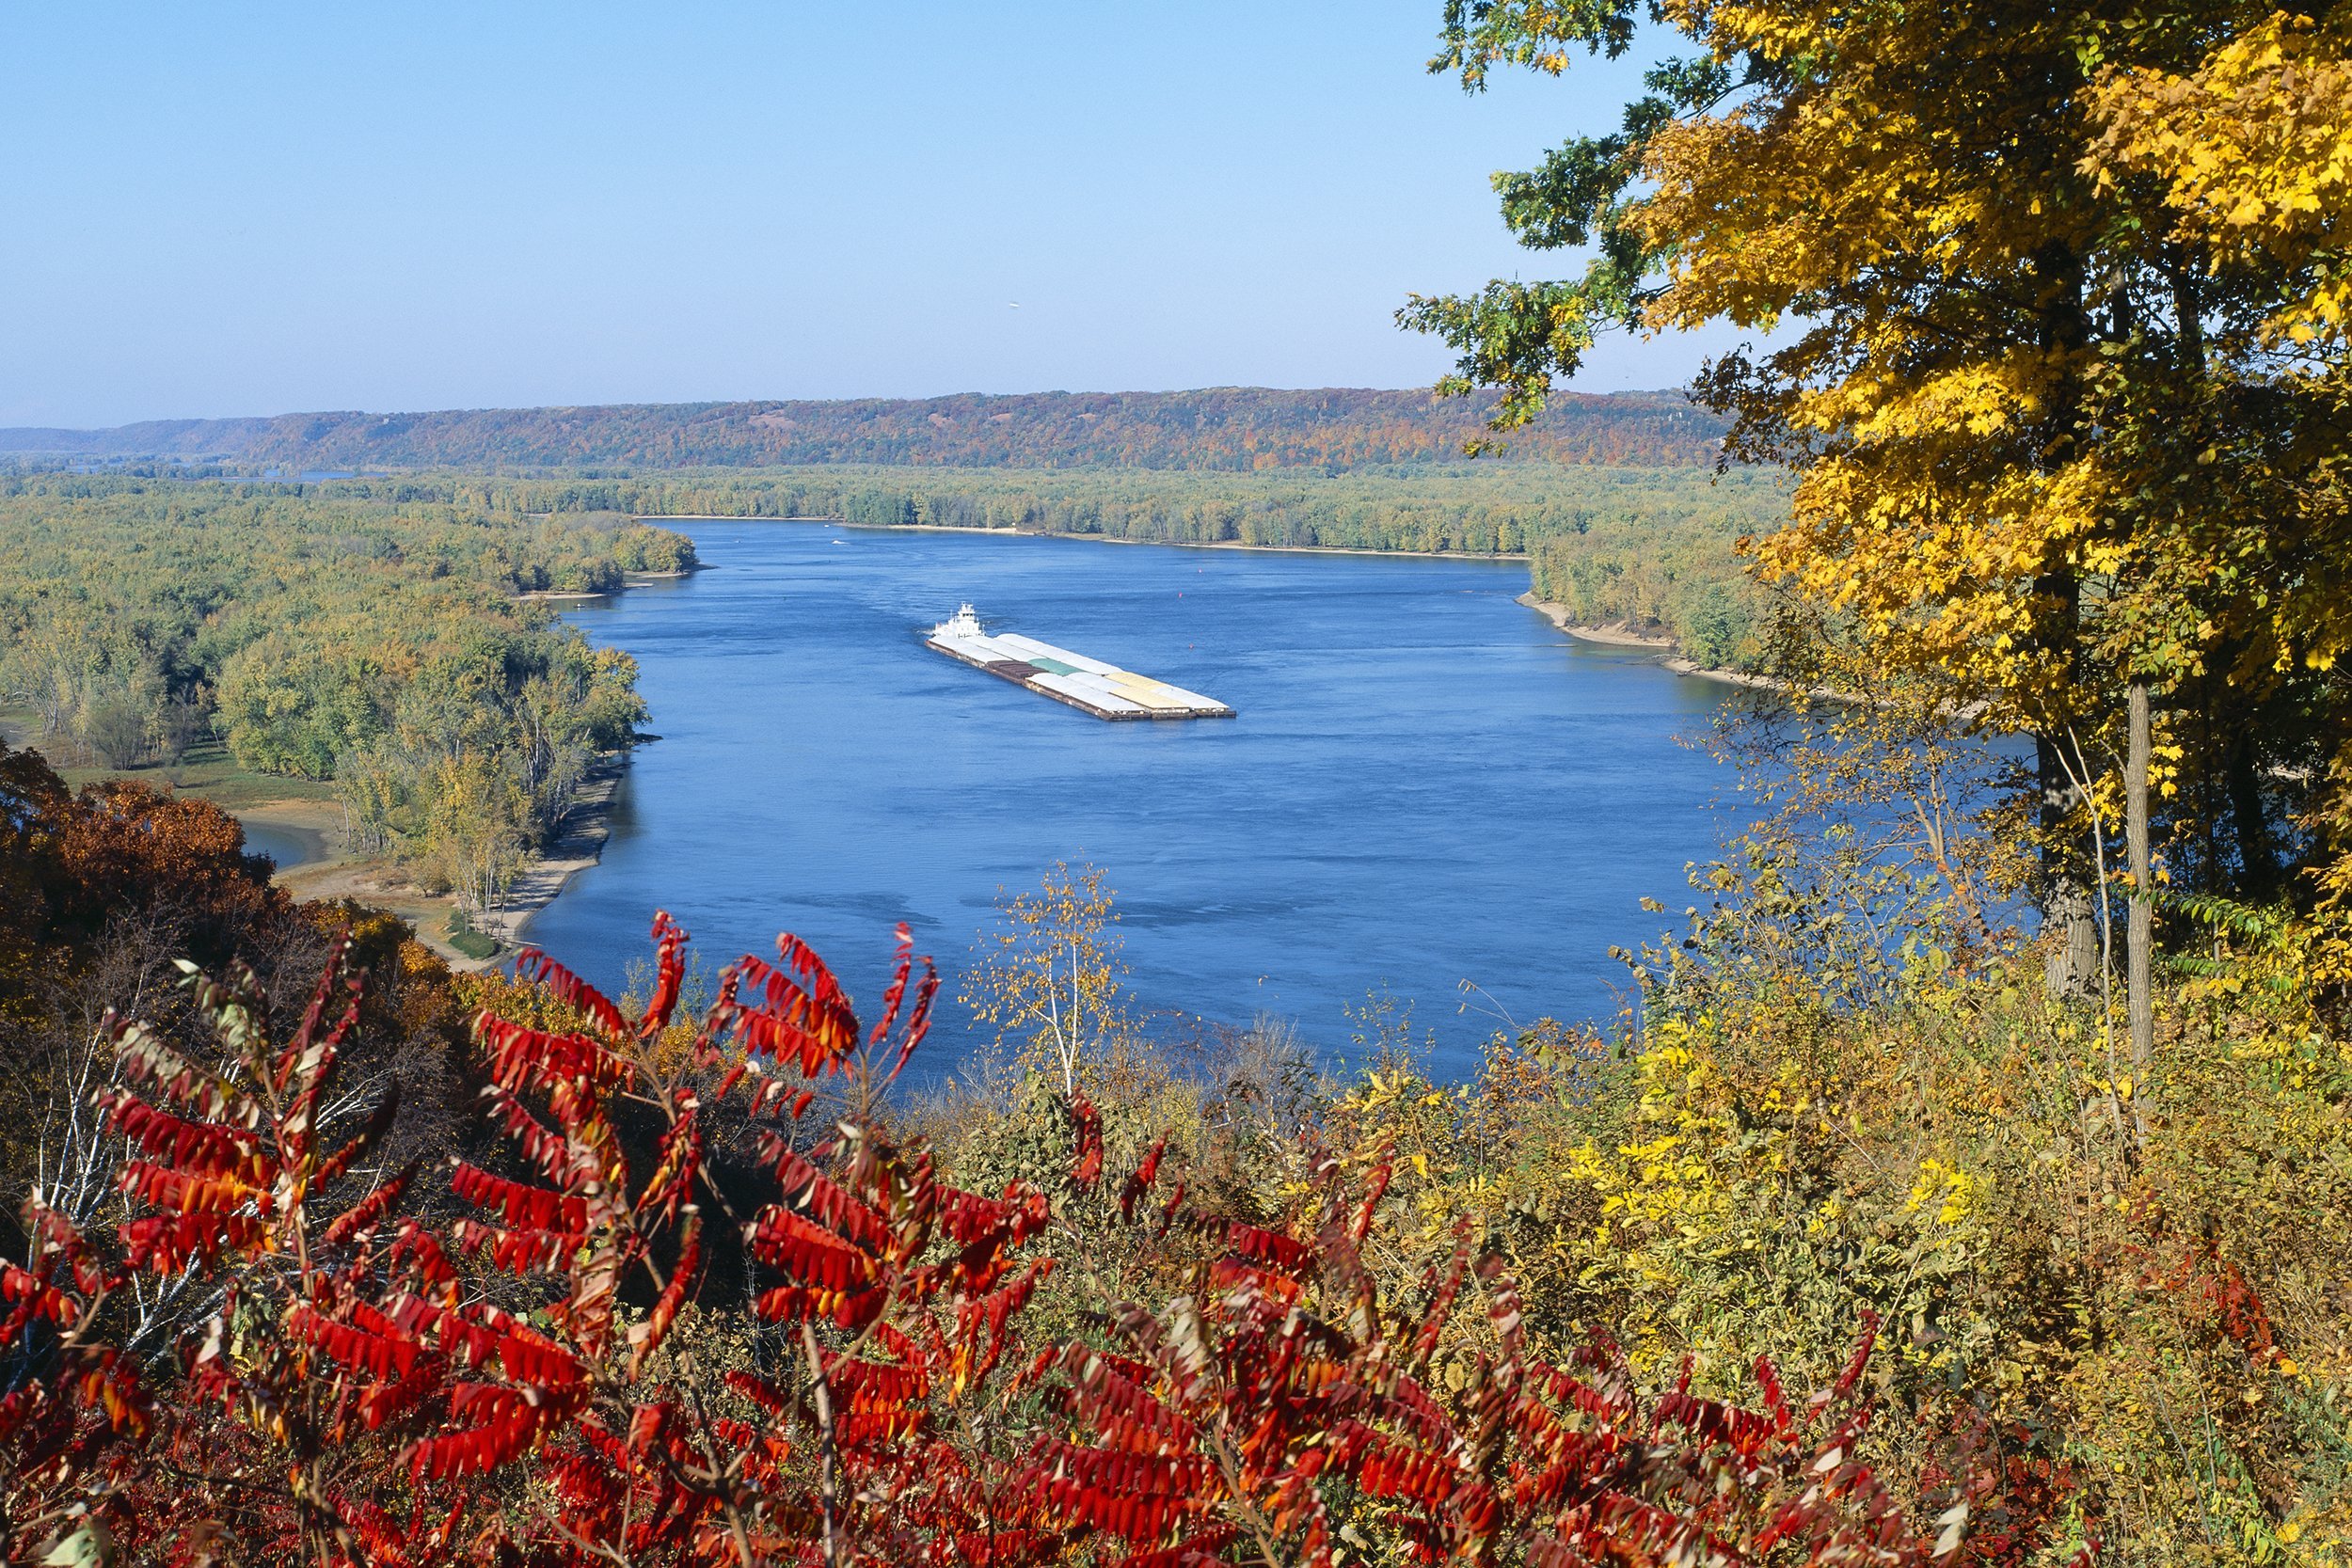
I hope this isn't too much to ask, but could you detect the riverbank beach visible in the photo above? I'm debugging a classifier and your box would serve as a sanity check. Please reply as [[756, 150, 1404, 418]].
[[1517, 591, 1788, 693]]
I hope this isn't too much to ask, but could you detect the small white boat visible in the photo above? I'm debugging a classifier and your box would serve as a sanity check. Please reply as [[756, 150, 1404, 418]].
[[932, 602, 985, 639]]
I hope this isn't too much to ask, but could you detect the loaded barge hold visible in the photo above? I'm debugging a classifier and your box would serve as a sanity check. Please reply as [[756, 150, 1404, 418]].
[[925, 605, 1235, 721]]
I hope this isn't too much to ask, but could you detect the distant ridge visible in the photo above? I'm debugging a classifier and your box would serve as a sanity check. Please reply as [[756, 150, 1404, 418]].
[[0, 388, 1724, 471], [0, 417, 285, 460]]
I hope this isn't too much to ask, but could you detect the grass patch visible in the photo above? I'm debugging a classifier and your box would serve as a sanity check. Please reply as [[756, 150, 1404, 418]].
[[0, 712, 336, 811], [444, 910, 501, 960]]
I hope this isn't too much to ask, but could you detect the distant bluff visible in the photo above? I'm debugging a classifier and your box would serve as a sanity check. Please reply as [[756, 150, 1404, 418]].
[[0, 388, 1725, 471]]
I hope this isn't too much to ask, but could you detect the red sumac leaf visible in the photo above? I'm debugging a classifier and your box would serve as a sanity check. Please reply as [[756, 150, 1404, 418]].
[[512, 948, 629, 1037]]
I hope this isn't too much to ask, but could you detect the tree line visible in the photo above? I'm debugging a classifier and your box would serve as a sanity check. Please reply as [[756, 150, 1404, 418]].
[[10, 461, 1792, 676], [310, 464, 1789, 670]]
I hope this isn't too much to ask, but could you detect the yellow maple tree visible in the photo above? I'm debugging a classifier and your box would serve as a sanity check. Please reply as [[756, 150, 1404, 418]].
[[1409, 0, 2352, 964]]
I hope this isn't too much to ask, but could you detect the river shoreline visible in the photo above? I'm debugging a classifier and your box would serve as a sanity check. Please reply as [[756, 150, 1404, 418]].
[[639, 515, 1530, 564], [474, 752, 627, 951], [1515, 592, 1785, 692], [517, 569, 698, 604], [262, 752, 627, 972], [281, 564, 684, 965]]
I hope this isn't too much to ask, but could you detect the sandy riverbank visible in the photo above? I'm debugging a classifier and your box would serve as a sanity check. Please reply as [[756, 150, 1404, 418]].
[[517, 570, 697, 604], [255, 753, 626, 973], [472, 753, 626, 950], [254, 807, 485, 970], [1516, 592, 1785, 693]]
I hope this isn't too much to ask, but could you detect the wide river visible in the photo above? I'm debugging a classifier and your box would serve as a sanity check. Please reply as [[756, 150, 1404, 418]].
[[528, 520, 1737, 1080]]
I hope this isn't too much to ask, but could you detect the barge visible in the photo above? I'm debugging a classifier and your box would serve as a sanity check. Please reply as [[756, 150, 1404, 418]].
[[925, 605, 1234, 721]]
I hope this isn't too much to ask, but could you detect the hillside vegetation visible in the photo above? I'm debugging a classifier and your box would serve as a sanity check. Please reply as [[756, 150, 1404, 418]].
[[0, 758, 2345, 1564], [0, 387, 1727, 470]]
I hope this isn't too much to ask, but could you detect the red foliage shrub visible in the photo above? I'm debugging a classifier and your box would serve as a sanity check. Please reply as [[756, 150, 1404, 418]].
[[1, 934, 460, 1564], [1, 912, 1947, 1567]]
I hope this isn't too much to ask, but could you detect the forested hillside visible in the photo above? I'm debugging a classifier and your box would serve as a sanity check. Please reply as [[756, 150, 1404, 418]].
[[0, 473, 693, 912], [0, 387, 1726, 470]]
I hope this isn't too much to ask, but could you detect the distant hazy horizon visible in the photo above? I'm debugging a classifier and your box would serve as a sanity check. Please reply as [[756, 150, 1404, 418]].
[[0, 387, 1728, 476], [0, 2, 1760, 429], [0, 384, 1690, 441]]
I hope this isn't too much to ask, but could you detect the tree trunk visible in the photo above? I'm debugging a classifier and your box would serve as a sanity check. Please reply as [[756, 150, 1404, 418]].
[[2038, 731, 2100, 996], [2127, 678, 2153, 1073], [2226, 723, 2280, 899], [2028, 245, 2097, 998]]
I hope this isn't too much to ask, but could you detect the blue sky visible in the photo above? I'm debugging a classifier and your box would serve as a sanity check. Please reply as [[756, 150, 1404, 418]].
[[1, 2, 1750, 427]]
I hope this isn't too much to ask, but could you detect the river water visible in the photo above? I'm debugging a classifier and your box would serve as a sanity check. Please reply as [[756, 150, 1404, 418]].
[[239, 822, 316, 869], [527, 520, 1739, 1080]]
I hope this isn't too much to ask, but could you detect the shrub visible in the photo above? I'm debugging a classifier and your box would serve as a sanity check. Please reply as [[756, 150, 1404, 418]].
[[1, 914, 1939, 1567]]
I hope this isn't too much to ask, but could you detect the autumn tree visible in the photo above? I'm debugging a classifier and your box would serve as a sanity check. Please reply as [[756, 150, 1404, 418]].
[[1405, 0, 2352, 1009], [419, 752, 530, 921], [961, 862, 1135, 1098], [2084, 9, 2352, 1026]]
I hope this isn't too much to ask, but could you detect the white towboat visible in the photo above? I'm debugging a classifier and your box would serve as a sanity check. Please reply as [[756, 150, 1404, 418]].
[[932, 603, 985, 641]]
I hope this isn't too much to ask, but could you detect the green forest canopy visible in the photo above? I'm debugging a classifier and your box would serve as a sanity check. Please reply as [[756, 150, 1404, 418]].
[[0, 473, 695, 911]]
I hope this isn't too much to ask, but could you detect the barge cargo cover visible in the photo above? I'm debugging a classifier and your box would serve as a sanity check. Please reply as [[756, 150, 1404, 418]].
[[925, 605, 1234, 721]]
